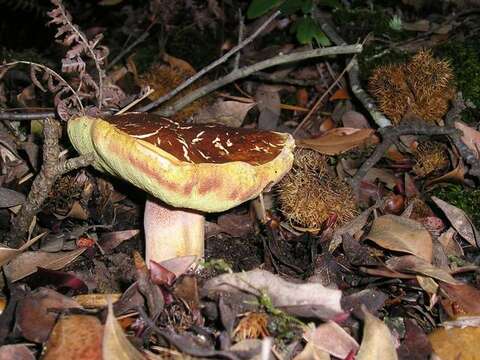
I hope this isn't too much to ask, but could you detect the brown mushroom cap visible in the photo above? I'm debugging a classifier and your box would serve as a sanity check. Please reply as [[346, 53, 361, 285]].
[[68, 113, 295, 212]]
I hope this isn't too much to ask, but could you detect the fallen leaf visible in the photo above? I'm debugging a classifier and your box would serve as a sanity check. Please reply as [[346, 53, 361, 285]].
[[293, 342, 331, 360], [329, 207, 373, 252], [356, 306, 398, 360], [432, 196, 479, 247], [0, 187, 25, 208], [341, 110, 370, 128], [438, 228, 464, 257], [455, 121, 480, 158], [304, 321, 359, 358], [402, 19, 430, 32], [217, 212, 254, 238], [99, 229, 140, 253], [329, 88, 349, 101], [194, 100, 255, 127], [439, 283, 480, 318], [103, 300, 147, 360], [397, 319, 432, 360], [15, 287, 82, 343], [441, 316, 480, 329], [297, 128, 376, 155], [4, 248, 86, 282], [364, 168, 398, 190], [426, 159, 465, 187], [73, 293, 122, 308], [256, 85, 281, 130], [429, 326, 480, 360], [0, 232, 45, 267], [366, 215, 433, 262], [0, 344, 35, 360], [159, 255, 198, 278], [42, 315, 103, 360], [202, 269, 343, 320], [386, 255, 460, 284]]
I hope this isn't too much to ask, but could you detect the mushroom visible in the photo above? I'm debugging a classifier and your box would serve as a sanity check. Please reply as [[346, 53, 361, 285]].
[[68, 113, 295, 264]]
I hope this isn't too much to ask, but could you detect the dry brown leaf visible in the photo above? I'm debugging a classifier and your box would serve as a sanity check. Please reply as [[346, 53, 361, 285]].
[[455, 121, 480, 158], [0, 344, 35, 360], [4, 248, 86, 282], [341, 110, 370, 129], [194, 100, 255, 127], [304, 321, 359, 359], [202, 269, 343, 320], [43, 315, 103, 360], [426, 159, 465, 187], [99, 229, 140, 253], [293, 342, 331, 360], [0, 187, 25, 208], [159, 255, 198, 278], [357, 306, 398, 360], [73, 293, 122, 308], [329, 88, 349, 101], [432, 196, 479, 247], [256, 85, 281, 130], [0, 232, 45, 267], [386, 255, 460, 284], [103, 300, 147, 360], [330, 208, 372, 252], [438, 228, 464, 257], [429, 326, 480, 360], [439, 283, 480, 318], [366, 215, 433, 262], [297, 128, 376, 155], [16, 288, 82, 343]]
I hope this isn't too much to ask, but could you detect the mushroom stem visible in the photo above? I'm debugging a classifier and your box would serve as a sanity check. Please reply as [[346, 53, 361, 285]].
[[144, 197, 205, 265]]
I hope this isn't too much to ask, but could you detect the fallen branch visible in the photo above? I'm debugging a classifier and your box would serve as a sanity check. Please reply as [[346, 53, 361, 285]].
[[156, 44, 363, 117], [7, 117, 94, 246], [138, 10, 281, 113], [348, 123, 459, 191]]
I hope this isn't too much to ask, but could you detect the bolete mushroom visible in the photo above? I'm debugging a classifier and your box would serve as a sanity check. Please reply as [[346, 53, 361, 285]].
[[68, 113, 294, 264]]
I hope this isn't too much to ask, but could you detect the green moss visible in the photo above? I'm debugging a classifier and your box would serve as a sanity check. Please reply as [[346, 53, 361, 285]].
[[332, 7, 409, 44], [430, 184, 480, 228], [435, 39, 480, 122]]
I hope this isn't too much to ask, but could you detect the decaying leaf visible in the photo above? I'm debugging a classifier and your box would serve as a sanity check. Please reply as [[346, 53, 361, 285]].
[[42, 315, 103, 360], [366, 215, 433, 262], [455, 121, 480, 158], [440, 283, 480, 318], [4, 248, 86, 282], [429, 326, 480, 360], [0, 187, 26, 208], [202, 269, 343, 320], [194, 100, 255, 127], [431, 196, 479, 247], [0, 344, 35, 360], [256, 84, 281, 130], [15, 287, 82, 343], [297, 128, 376, 155], [329, 207, 373, 252], [304, 321, 359, 359], [356, 306, 398, 360], [386, 255, 460, 284], [99, 229, 140, 253], [103, 300, 146, 360], [293, 342, 331, 360], [0, 232, 45, 267]]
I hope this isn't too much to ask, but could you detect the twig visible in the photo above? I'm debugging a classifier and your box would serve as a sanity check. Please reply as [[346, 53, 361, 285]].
[[252, 71, 320, 86], [293, 56, 355, 136], [317, 20, 393, 127], [137, 11, 281, 113], [234, 9, 245, 70], [107, 30, 150, 70], [156, 45, 363, 117], [7, 117, 94, 246], [0, 111, 56, 120], [348, 123, 459, 191]]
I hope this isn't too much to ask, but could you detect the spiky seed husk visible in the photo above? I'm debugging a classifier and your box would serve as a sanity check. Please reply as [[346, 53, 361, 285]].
[[277, 149, 357, 229], [368, 50, 455, 124], [412, 141, 449, 177]]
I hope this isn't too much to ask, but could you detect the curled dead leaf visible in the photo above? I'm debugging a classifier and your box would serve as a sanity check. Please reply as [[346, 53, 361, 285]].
[[296, 128, 377, 155], [366, 215, 433, 262]]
